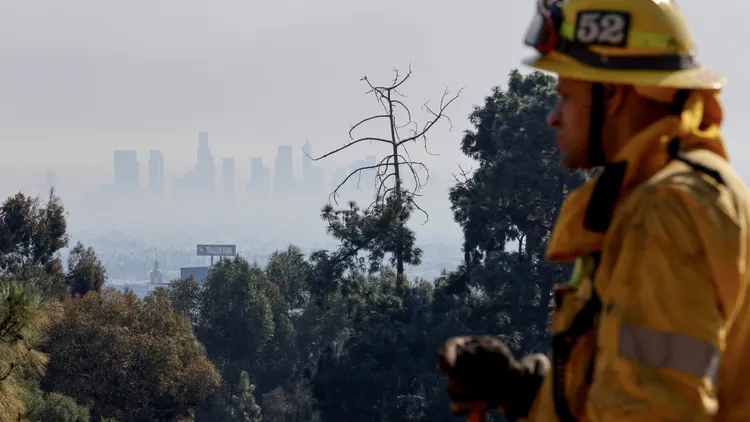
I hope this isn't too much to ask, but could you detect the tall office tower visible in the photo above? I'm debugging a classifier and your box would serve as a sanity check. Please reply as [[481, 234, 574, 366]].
[[331, 167, 348, 192], [302, 138, 312, 184], [199, 131, 209, 150], [308, 167, 325, 194], [249, 157, 270, 194], [347, 158, 365, 191], [274, 145, 294, 194], [196, 132, 215, 196], [300, 138, 326, 195], [345, 155, 378, 195], [363, 154, 377, 192], [113, 150, 139, 194], [148, 150, 164, 195], [222, 157, 235, 197]]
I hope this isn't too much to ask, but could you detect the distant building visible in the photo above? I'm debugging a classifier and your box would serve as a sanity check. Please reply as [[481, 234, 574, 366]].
[[113, 150, 139, 194], [302, 138, 312, 183], [364, 154, 377, 173], [248, 157, 270, 194], [346, 155, 376, 192], [274, 145, 294, 194], [150, 259, 164, 283], [331, 167, 348, 192], [308, 167, 325, 193], [222, 157, 235, 197], [363, 155, 377, 193], [147, 258, 168, 293], [196, 132, 216, 196], [173, 132, 216, 198], [180, 266, 210, 283], [148, 150, 164, 195], [301, 138, 325, 194]]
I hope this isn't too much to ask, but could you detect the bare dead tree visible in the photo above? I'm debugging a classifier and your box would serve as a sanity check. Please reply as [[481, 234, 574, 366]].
[[307, 65, 463, 288]]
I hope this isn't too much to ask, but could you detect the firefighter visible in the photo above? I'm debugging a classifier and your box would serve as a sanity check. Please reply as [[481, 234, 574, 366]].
[[438, 0, 750, 421]]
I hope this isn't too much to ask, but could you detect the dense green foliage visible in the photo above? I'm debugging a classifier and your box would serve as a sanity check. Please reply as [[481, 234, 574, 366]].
[[65, 242, 106, 296], [449, 70, 588, 352], [42, 288, 221, 421], [0, 70, 581, 421]]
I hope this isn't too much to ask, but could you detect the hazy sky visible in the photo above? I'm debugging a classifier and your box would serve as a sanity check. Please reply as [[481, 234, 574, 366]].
[[0, 0, 746, 198]]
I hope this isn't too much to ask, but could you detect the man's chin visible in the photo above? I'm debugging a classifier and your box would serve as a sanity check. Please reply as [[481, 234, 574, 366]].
[[560, 155, 593, 170]]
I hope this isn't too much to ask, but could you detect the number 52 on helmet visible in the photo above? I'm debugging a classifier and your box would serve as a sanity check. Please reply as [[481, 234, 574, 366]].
[[521, 0, 725, 90]]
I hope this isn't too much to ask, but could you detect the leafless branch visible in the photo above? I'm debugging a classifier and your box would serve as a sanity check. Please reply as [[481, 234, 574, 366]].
[[305, 137, 392, 162], [328, 164, 379, 204], [397, 86, 465, 147], [361, 76, 378, 94], [391, 63, 412, 90], [409, 196, 430, 225], [400, 143, 416, 166], [317, 65, 461, 283], [328, 160, 427, 206], [391, 99, 414, 132], [366, 154, 429, 209], [374, 155, 394, 183], [451, 164, 474, 185], [349, 115, 390, 139], [374, 173, 398, 203], [422, 136, 439, 156], [362, 66, 412, 96]]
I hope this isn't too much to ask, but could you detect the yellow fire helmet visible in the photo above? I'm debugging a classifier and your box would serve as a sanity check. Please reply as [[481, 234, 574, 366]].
[[521, 0, 725, 90]]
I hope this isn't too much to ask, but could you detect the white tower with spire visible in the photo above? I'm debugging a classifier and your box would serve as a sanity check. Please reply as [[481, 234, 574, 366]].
[[148, 250, 169, 293]]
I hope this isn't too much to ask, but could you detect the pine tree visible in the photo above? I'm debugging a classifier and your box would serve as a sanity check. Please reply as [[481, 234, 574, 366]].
[[0, 281, 48, 420], [223, 370, 263, 422]]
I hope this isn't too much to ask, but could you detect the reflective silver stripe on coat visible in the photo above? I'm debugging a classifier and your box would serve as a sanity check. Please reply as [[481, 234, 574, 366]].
[[618, 323, 721, 384]]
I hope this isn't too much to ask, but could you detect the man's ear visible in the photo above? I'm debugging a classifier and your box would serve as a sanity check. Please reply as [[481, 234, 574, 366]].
[[603, 84, 627, 117]]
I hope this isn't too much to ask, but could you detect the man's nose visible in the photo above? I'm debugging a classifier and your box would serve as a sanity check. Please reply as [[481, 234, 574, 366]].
[[546, 104, 562, 129]]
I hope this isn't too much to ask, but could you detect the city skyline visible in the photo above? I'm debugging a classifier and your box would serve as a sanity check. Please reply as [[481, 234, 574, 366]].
[[105, 131, 427, 199], [1, 1, 745, 201]]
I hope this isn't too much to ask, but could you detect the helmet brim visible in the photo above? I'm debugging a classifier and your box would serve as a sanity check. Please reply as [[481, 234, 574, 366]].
[[523, 51, 726, 90]]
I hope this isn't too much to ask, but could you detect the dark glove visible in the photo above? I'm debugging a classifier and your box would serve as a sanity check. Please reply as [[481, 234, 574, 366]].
[[438, 336, 549, 421]]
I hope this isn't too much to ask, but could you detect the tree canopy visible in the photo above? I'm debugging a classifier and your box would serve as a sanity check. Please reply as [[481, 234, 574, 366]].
[[0, 68, 584, 422], [449, 70, 588, 351], [42, 288, 221, 421]]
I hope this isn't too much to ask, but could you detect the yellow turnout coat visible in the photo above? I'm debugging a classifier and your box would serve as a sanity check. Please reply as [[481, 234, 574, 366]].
[[523, 91, 750, 422]]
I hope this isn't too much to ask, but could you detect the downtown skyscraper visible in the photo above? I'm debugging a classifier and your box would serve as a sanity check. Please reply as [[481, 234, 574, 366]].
[[148, 150, 164, 195], [113, 150, 139, 194]]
